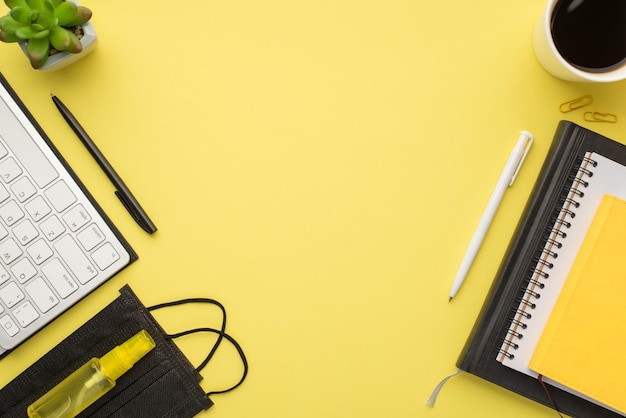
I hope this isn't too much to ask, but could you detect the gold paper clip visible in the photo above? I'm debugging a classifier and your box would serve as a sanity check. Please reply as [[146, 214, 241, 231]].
[[583, 111, 618, 123], [559, 95, 593, 113]]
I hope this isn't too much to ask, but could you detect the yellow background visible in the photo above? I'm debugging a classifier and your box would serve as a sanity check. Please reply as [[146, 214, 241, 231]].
[[1, 0, 625, 417]]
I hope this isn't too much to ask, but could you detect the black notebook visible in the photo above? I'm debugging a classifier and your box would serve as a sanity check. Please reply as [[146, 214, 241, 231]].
[[457, 121, 626, 418]]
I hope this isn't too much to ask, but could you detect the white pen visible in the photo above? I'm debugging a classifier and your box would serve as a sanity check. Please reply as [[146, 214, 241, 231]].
[[449, 131, 534, 301]]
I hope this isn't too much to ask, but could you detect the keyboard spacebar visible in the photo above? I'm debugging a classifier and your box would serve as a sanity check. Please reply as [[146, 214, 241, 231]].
[[1, 124, 59, 188]]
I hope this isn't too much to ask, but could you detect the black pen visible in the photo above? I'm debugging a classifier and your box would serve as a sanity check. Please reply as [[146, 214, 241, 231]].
[[51, 94, 157, 234]]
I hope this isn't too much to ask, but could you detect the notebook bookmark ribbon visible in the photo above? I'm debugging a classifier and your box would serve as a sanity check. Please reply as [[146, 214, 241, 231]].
[[537, 375, 565, 418], [426, 369, 462, 407]]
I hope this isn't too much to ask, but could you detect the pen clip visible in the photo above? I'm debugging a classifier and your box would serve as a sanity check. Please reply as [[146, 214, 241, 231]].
[[509, 132, 533, 186]]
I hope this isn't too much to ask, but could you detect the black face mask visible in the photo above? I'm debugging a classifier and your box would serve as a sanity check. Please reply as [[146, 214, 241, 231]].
[[0, 285, 248, 417]]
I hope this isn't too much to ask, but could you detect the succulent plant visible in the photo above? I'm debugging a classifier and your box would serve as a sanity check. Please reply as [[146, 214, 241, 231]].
[[0, 0, 92, 69]]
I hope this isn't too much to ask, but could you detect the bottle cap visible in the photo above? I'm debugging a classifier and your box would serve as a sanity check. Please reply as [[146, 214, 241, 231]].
[[100, 330, 156, 381]]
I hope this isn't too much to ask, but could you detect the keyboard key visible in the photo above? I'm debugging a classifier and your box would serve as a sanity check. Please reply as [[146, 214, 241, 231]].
[[11, 177, 36, 202], [25, 196, 51, 222], [55, 236, 97, 284], [13, 219, 38, 245], [0, 141, 8, 159], [0, 223, 8, 240], [13, 301, 38, 327], [92, 242, 120, 270], [11, 258, 36, 284], [0, 265, 9, 285], [0, 158, 22, 183], [0, 238, 23, 264], [25, 277, 58, 313], [63, 204, 91, 232], [77, 224, 104, 251], [0, 184, 9, 204], [42, 259, 77, 298], [0, 200, 24, 226], [44, 181, 76, 212], [27, 239, 53, 264], [0, 282, 24, 308], [0, 128, 59, 188], [40, 215, 65, 241], [0, 315, 18, 337]]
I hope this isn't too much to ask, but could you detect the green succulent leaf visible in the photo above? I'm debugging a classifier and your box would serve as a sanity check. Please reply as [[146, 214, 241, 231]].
[[35, 13, 55, 28], [25, 0, 44, 12], [15, 24, 40, 39], [5, 0, 28, 9], [0, 31, 21, 42], [26, 36, 49, 68], [50, 0, 62, 6], [53, 1, 77, 25], [0, 15, 24, 33], [9, 6, 31, 24], [41, 0, 54, 16], [48, 24, 69, 50], [60, 5, 91, 27], [32, 27, 48, 39], [30, 55, 48, 69], [74, 6, 91, 24], [65, 29, 81, 53]]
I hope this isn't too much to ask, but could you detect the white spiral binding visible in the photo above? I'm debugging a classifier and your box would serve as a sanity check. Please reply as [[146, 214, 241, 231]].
[[497, 154, 597, 361]]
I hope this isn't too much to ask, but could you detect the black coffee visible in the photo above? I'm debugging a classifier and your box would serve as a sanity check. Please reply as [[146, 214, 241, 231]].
[[551, 0, 626, 72]]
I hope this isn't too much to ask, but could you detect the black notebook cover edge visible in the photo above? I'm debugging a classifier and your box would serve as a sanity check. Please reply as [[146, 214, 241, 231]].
[[456, 120, 625, 418]]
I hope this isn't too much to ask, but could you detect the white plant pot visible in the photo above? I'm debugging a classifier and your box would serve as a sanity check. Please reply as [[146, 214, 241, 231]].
[[18, 0, 97, 71]]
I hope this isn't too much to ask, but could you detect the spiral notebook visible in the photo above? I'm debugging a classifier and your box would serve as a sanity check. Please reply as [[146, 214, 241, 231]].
[[457, 121, 626, 418]]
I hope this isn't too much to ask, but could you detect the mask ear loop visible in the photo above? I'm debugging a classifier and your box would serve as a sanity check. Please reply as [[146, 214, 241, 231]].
[[166, 327, 249, 396], [147, 298, 226, 372]]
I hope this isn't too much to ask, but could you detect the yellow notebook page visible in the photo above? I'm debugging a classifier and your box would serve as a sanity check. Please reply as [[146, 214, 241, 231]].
[[529, 194, 626, 414]]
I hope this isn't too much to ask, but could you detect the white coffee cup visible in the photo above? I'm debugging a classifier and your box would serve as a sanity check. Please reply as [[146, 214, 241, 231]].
[[533, 0, 626, 82]]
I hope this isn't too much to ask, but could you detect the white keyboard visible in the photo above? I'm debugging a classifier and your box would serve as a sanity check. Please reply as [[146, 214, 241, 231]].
[[0, 75, 135, 353]]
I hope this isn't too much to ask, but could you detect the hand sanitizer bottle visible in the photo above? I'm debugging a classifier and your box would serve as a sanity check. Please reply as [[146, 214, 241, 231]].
[[27, 330, 155, 418]]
